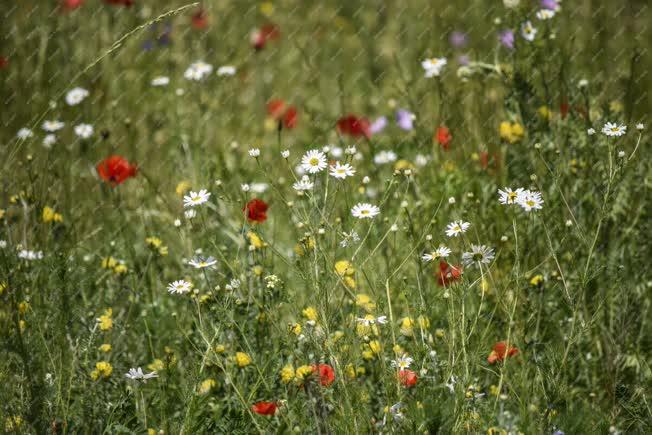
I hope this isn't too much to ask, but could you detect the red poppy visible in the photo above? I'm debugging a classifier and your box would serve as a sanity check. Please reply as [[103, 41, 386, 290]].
[[337, 115, 371, 139], [104, 0, 134, 6], [436, 126, 452, 150], [61, 0, 84, 11], [479, 151, 500, 171], [398, 369, 418, 388], [311, 363, 335, 387], [251, 401, 278, 416], [267, 99, 299, 130], [487, 341, 519, 364], [191, 9, 208, 30], [251, 23, 280, 50], [559, 99, 569, 120], [244, 198, 269, 223], [0, 56, 8, 70], [436, 261, 462, 287], [96, 155, 138, 186]]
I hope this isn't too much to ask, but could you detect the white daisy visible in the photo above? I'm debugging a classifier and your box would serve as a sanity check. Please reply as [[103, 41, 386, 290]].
[[636, 123, 644, 130], [498, 187, 525, 205], [329, 162, 356, 179], [184, 61, 213, 81], [183, 189, 211, 207], [188, 256, 217, 269], [292, 175, 314, 191], [250, 183, 269, 193], [373, 150, 397, 165], [74, 123, 94, 139], [462, 245, 495, 268], [300, 149, 328, 174], [421, 246, 452, 262], [42, 120, 65, 132], [601, 122, 627, 137], [421, 57, 447, 78], [167, 279, 193, 294], [16, 128, 34, 139], [151, 76, 170, 86], [125, 367, 158, 381], [445, 220, 470, 237], [587, 128, 596, 135], [248, 148, 260, 157], [517, 190, 544, 211], [351, 203, 380, 219], [18, 250, 44, 260], [217, 65, 236, 76], [281, 150, 290, 158], [43, 134, 57, 148], [65, 87, 89, 105], [391, 354, 414, 370], [536, 9, 555, 20], [521, 21, 537, 41]]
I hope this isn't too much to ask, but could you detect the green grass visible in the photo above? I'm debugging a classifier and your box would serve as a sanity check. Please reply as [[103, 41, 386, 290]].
[[1, 1, 651, 433]]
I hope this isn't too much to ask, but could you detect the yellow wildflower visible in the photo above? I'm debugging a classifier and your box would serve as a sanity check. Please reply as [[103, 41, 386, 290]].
[[113, 263, 128, 274], [198, 378, 216, 394], [295, 365, 313, 382], [146, 236, 168, 256], [260, 1, 274, 16], [247, 231, 266, 249], [302, 306, 318, 321], [400, 317, 414, 336], [0, 282, 7, 295], [289, 322, 302, 335], [537, 106, 551, 120], [368, 340, 382, 355], [356, 314, 379, 337], [90, 361, 113, 380], [215, 344, 226, 354], [101, 256, 118, 269], [417, 315, 430, 329], [97, 308, 113, 331], [334, 260, 354, 276], [499, 121, 525, 143], [99, 343, 112, 353], [148, 359, 165, 372], [345, 364, 356, 379], [355, 294, 376, 312], [4, 416, 23, 432], [42, 206, 63, 223], [280, 364, 295, 384], [394, 159, 414, 172], [252, 265, 263, 276], [18, 301, 29, 315], [175, 180, 192, 196], [235, 352, 252, 367], [530, 274, 544, 286]]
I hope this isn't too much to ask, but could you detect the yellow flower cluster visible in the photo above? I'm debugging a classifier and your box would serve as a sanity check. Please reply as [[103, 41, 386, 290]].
[[235, 352, 252, 367], [101, 257, 128, 274], [198, 378, 216, 394], [334, 260, 356, 289], [499, 121, 524, 143], [280, 363, 316, 385], [145, 236, 168, 256], [355, 293, 376, 312], [175, 180, 192, 196], [294, 236, 316, 256], [90, 361, 113, 380], [399, 316, 430, 336], [247, 231, 267, 250], [97, 308, 113, 331], [42, 206, 63, 223]]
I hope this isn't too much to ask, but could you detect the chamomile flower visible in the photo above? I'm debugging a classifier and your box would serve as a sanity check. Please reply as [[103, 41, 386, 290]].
[[16, 128, 34, 139], [167, 280, 193, 294], [587, 128, 596, 135], [329, 162, 356, 179], [42, 120, 65, 132], [373, 150, 397, 165], [183, 189, 211, 207], [498, 187, 525, 205], [293, 176, 314, 191], [301, 149, 328, 174], [43, 134, 57, 148], [248, 148, 261, 157], [521, 21, 537, 41], [356, 315, 388, 326], [151, 76, 170, 86], [188, 256, 217, 269], [65, 87, 89, 105], [351, 203, 380, 219], [461, 245, 495, 268], [421, 246, 452, 262], [601, 122, 627, 137], [125, 367, 158, 381], [391, 354, 414, 370], [18, 250, 44, 260], [445, 220, 470, 237], [339, 230, 360, 247], [536, 9, 555, 19], [74, 123, 94, 139], [421, 57, 447, 77], [217, 65, 237, 76], [636, 123, 644, 130], [517, 190, 544, 211], [184, 61, 213, 81]]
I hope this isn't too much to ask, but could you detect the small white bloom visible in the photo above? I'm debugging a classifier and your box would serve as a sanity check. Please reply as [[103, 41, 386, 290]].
[[241, 184, 250, 192], [373, 150, 397, 165], [74, 123, 94, 139], [635, 123, 644, 130], [43, 134, 57, 148], [250, 183, 269, 193], [462, 244, 495, 268], [448, 197, 456, 204], [42, 120, 65, 132], [422, 246, 452, 262], [578, 79, 589, 88], [391, 354, 414, 370], [617, 150, 626, 158], [65, 87, 89, 105], [421, 57, 447, 78], [0, 240, 7, 249], [188, 256, 217, 269], [498, 187, 525, 205], [292, 175, 314, 191], [125, 367, 158, 381], [517, 190, 544, 211], [344, 146, 357, 155], [184, 61, 213, 81], [184, 209, 197, 219], [217, 65, 236, 76], [521, 21, 537, 41], [16, 128, 34, 139], [587, 128, 596, 135], [18, 250, 44, 260], [173, 219, 182, 227], [503, 0, 520, 8], [351, 203, 380, 219], [183, 189, 211, 207], [151, 76, 170, 86], [248, 148, 260, 157], [329, 162, 356, 179], [536, 9, 555, 20], [445, 220, 470, 237], [281, 150, 290, 158], [602, 122, 627, 137], [167, 280, 193, 294], [301, 149, 328, 174]]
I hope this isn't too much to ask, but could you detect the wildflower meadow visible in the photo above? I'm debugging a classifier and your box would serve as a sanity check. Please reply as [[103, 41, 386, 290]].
[[1, 0, 651, 433]]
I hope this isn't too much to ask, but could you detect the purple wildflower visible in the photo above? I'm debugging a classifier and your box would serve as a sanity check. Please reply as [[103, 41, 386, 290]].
[[395, 109, 414, 131], [499, 30, 514, 50], [370, 116, 387, 134], [449, 31, 468, 49], [541, 0, 559, 10]]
